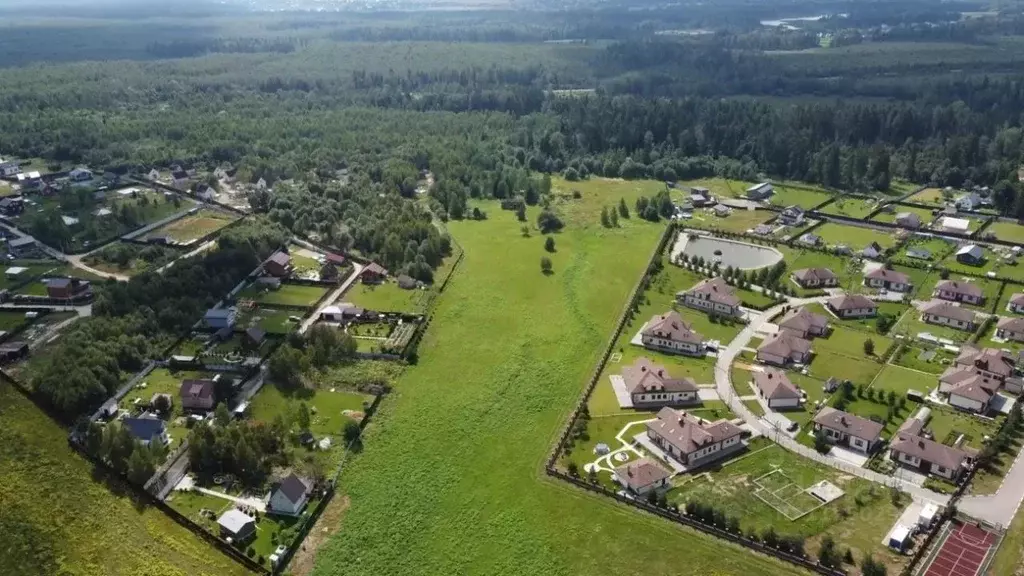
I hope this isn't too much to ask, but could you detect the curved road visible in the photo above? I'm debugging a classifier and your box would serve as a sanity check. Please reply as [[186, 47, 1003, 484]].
[[714, 296, 951, 507]]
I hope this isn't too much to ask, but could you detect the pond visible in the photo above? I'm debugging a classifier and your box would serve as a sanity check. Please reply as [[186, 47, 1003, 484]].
[[673, 234, 783, 270]]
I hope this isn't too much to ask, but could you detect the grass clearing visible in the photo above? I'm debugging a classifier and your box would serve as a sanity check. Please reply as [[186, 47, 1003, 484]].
[[766, 185, 833, 209], [908, 188, 946, 206], [0, 382, 253, 576], [926, 407, 1000, 452], [312, 190, 806, 576], [346, 281, 428, 313], [686, 207, 774, 234], [867, 363, 936, 400], [237, 283, 327, 308], [870, 204, 935, 226], [894, 235, 957, 264], [237, 306, 301, 334], [145, 208, 236, 243], [805, 301, 908, 335], [891, 309, 978, 343], [676, 177, 757, 200], [814, 223, 898, 250], [891, 345, 956, 375], [818, 196, 879, 219], [986, 221, 1024, 244]]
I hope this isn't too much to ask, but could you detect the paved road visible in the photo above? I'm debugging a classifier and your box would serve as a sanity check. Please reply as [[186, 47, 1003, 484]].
[[299, 262, 365, 334], [713, 296, 952, 508], [960, 445, 1024, 528]]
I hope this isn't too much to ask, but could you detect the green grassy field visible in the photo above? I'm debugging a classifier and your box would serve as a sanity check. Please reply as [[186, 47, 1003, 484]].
[[310, 185, 807, 576], [891, 308, 979, 342], [916, 274, 1002, 311], [146, 209, 236, 243], [0, 262, 57, 289], [346, 281, 428, 313], [869, 365, 936, 399], [895, 235, 957, 264], [817, 196, 879, 219], [907, 188, 946, 206], [237, 306, 300, 334], [237, 283, 327, 307], [985, 221, 1024, 244], [926, 407, 1000, 452], [891, 345, 956, 375], [870, 204, 935, 226], [814, 223, 897, 250], [0, 382, 253, 576], [938, 245, 1001, 278], [805, 326, 888, 387], [686, 207, 773, 234], [806, 301, 909, 335], [0, 309, 31, 331], [766, 185, 832, 209]]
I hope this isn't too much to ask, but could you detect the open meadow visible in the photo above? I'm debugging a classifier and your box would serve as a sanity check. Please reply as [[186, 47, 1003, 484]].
[[311, 178, 805, 576]]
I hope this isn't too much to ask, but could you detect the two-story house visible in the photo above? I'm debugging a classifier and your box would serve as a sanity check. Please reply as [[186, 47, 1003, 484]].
[[622, 357, 700, 408], [646, 407, 744, 468], [778, 205, 805, 226], [895, 212, 923, 229], [676, 277, 742, 317], [179, 379, 216, 412], [640, 311, 704, 356]]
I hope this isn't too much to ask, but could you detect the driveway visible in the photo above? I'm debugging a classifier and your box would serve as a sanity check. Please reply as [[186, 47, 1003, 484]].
[[299, 261, 364, 334], [609, 375, 633, 408], [960, 442, 1024, 527], [827, 445, 870, 468]]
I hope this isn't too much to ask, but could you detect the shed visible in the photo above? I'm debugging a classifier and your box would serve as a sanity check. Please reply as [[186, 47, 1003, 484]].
[[918, 503, 939, 528], [887, 524, 911, 551], [4, 266, 27, 279]]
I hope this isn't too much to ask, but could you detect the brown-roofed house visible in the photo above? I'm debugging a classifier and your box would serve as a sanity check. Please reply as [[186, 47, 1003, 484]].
[[946, 374, 999, 414], [997, 317, 1024, 343], [813, 407, 883, 453], [622, 357, 699, 408], [920, 300, 978, 332], [1007, 293, 1024, 314], [752, 368, 802, 410], [646, 407, 744, 468], [676, 277, 742, 317], [641, 311, 705, 356], [777, 307, 830, 339], [361, 262, 388, 284], [756, 331, 812, 366], [264, 251, 292, 277], [320, 262, 341, 282], [827, 294, 878, 319], [179, 379, 216, 411], [791, 268, 838, 289], [613, 457, 672, 495], [934, 280, 984, 306], [864, 268, 912, 292], [45, 277, 91, 300], [890, 427, 974, 481]]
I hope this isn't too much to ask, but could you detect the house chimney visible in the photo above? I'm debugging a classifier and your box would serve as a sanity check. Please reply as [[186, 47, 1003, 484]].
[[658, 370, 664, 377]]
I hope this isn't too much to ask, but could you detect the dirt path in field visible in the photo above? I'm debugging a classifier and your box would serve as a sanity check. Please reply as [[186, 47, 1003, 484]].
[[288, 495, 351, 576]]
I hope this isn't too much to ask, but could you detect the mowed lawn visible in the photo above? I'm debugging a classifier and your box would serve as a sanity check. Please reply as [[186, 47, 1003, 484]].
[[766, 185, 833, 209], [814, 223, 898, 250], [310, 192, 806, 576], [0, 382, 252, 576], [870, 364, 937, 397], [346, 281, 427, 313], [870, 204, 934, 226], [237, 283, 327, 307], [687, 207, 774, 234], [987, 221, 1024, 244], [817, 196, 879, 219], [147, 209, 236, 243], [915, 274, 1002, 311], [907, 188, 946, 206]]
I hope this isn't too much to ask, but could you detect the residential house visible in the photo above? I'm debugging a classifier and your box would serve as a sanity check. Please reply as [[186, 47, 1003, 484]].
[[956, 244, 985, 266], [255, 177, 268, 190], [646, 407, 744, 467], [906, 247, 932, 260], [1007, 293, 1024, 314], [45, 277, 90, 299], [955, 193, 983, 212], [320, 262, 340, 282], [217, 509, 256, 542], [613, 458, 672, 496], [171, 169, 190, 189], [933, 280, 984, 305], [833, 244, 853, 256], [0, 196, 25, 216], [195, 183, 216, 201], [320, 305, 346, 322], [268, 473, 313, 516], [179, 379, 216, 411], [920, 300, 978, 332], [827, 294, 878, 319], [895, 212, 923, 229], [791, 268, 838, 289], [68, 167, 92, 182], [397, 274, 419, 290], [862, 242, 884, 260], [204, 307, 237, 329], [779, 205, 805, 226], [997, 317, 1024, 343], [943, 372, 999, 413], [746, 182, 774, 200], [943, 345, 1018, 391], [264, 251, 292, 277], [8, 237, 37, 257], [752, 368, 802, 409], [16, 171, 42, 190], [890, 418, 974, 481], [752, 224, 773, 236], [0, 157, 21, 177], [813, 407, 883, 453], [713, 204, 732, 217], [325, 253, 346, 267], [778, 307, 830, 339], [244, 326, 266, 348], [677, 277, 742, 317], [622, 357, 699, 408], [756, 331, 812, 366], [864, 268, 912, 292], [798, 233, 822, 247], [690, 186, 711, 198], [689, 191, 715, 207], [146, 168, 160, 181], [122, 416, 169, 446], [641, 311, 705, 356], [214, 166, 237, 183], [361, 262, 388, 284]]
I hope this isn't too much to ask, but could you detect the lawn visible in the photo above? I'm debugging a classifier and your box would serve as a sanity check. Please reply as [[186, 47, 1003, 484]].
[[806, 301, 909, 335], [251, 381, 375, 441], [869, 204, 935, 226], [891, 345, 956, 375], [907, 188, 947, 206], [817, 196, 879, 219], [985, 220, 1024, 244], [0, 262, 58, 290], [237, 306, 299, 334], [0, 382, 252, 576], [311, 193, 806, 576], [676, 177, 756, 200], [891, 309, 978, 342], [0, 309, 32, 332], [813, 223, 898, 250], [916, 274, 1002, 311], [832, 396, 915, 438], [765, 185, 833, 210], [346, 282, 428, 314], [82, 242, 181, 277], [937, 244, 1001, 278], [237, 283, 327, 307], [145, 208, 236, 243], [787, 249, 862, 294], [550, 176, 670, 229], [743, 399, 765, 416], [803, 326, 889, 387], [686, 207, 774, 234], [926, 407, 1000, 452], [894, 234, 957, 264]]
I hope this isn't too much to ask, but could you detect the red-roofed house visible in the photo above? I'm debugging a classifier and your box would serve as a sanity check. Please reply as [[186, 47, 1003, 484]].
[[641, 311, 704, 356], [934, 280, 984, 306], [264, 251, 292, 277], [813, 407, 883, 453], [613, 457, 671, 495], [756, 331, 812, 366], [646, 407, 744, 468], [361, 262, 388, 284], [864, 268, 912, 292], [920, 300, 978, 332], [676, 277, 742, 317], [621, 357, 699, 408], [751, 368, 802, 409]]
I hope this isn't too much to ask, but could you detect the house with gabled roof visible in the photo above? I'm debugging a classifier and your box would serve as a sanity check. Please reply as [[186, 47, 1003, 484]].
[[827, 294, 878, 319], [179, 379, 216, 411], [745, 182, 774, 200], [264, 251, 292, 277], [622, 357, 699, 408], [942, 345, 1020, 395], [751, 368, 802, 409], [677, 277, 742, 317], [895, 212, 922, 229], [646, 408, 744, 468], [269, 473, 313, 516], [945, 373, 999, 414], [956, 244, 985, 266], [920, 300, 978, 332], [890, 418, 974, 481], [640, 311, 704, 356], [777, 307, 829, 339], [933, 280, 984, 305], [996, 317, 1024, 343], [122, 415, 169, 446], [864, 268, 912, 292], [779, 205, 805, 226], [1007, 293, 1024, 314], [756, 331, 812, 366], [862, 242, 884, 260], [813, 407, 883, 453], [361, 262, 388, 284], [613, 457, 672, 496], [791, 268, 838, 289], [218, 509, 256, 542]]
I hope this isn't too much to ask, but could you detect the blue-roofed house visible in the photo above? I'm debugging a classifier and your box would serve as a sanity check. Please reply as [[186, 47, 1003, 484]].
[[204, 307, 237, 329], [122, 415, 169, 446]]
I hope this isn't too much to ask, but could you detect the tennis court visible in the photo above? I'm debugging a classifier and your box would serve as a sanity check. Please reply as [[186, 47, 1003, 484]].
[[920, 520, 999, 576]]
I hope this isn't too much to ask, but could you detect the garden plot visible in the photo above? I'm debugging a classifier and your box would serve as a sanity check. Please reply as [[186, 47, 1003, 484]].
[[814, 223, 897, 250], [237, 283, 328, 308], [236, 305, 302, 334], [143, 208, 236, 244], [908, 188, 947, 206], [870, 204, 935, 226], [752, 469, 842, 521], [347, 282, 429, 314], [818, 196, 879, 219], [766, 185, 833, 210]]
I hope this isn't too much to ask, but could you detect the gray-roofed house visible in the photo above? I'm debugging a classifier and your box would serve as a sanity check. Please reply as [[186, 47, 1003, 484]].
[[179, 379, 216, 411], [890, 424, 974, 481], [8, 236, 37, 257], [1007, 293, 1024, 314], [204, 307, 237, 329], [122, 415, 169, 446], [622, 357, 699, 408], [791, 268, 838, 289], [864, 268, 912, 292], [813, 407, 884, 453], [613, 457, 672, 496], [677, 277, 742, 317], [752, 368, 802, 409], [745, 182, 774, 200], [920, 300, 978, 332], [641, 311, 704, 356], [779, 205, 805, 226], [956, 244, 985, 266], [997, 317, 1024, 343], [218, 509, 256, 542], [827, 294, 878, 319], [906, 247, 932, 260], [244, 326, 267, 348], [798, 233, 822, 246], [895, 212, 923, 229], [756, 331, 812, 366], [933, 280, 984, 305], [777, 307, 830, 339], [646, 407, 744, 467], [268, 473, 312, 516], [862, 242, 884, 260]]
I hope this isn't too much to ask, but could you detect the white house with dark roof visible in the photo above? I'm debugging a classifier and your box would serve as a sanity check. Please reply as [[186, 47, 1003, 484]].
[[890, 419, 974, 481], [613, 457, 672, 496], [677, 277, 742, 317], [778, 205, 805, 226], [777, 307, 830, 339], [942, 345, 1020, 394], [1007, 293, 1024, 314], [621, 357, 699, 408], [997, 317, 1024, 343], [268, 473, 312, 516], [640, 311, 704, 356], [864, 268, 912, 292], [791, 268, 838, 289], [945, 373, 998, 413], [934, 280, 984, 305], [756, 331, 812, 366], [920, 300, 978, 332], [646, 408, 744, 468], [813, 407, 883, 453], [752, 368, 802, 409], [827, 294, 878, 319]]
